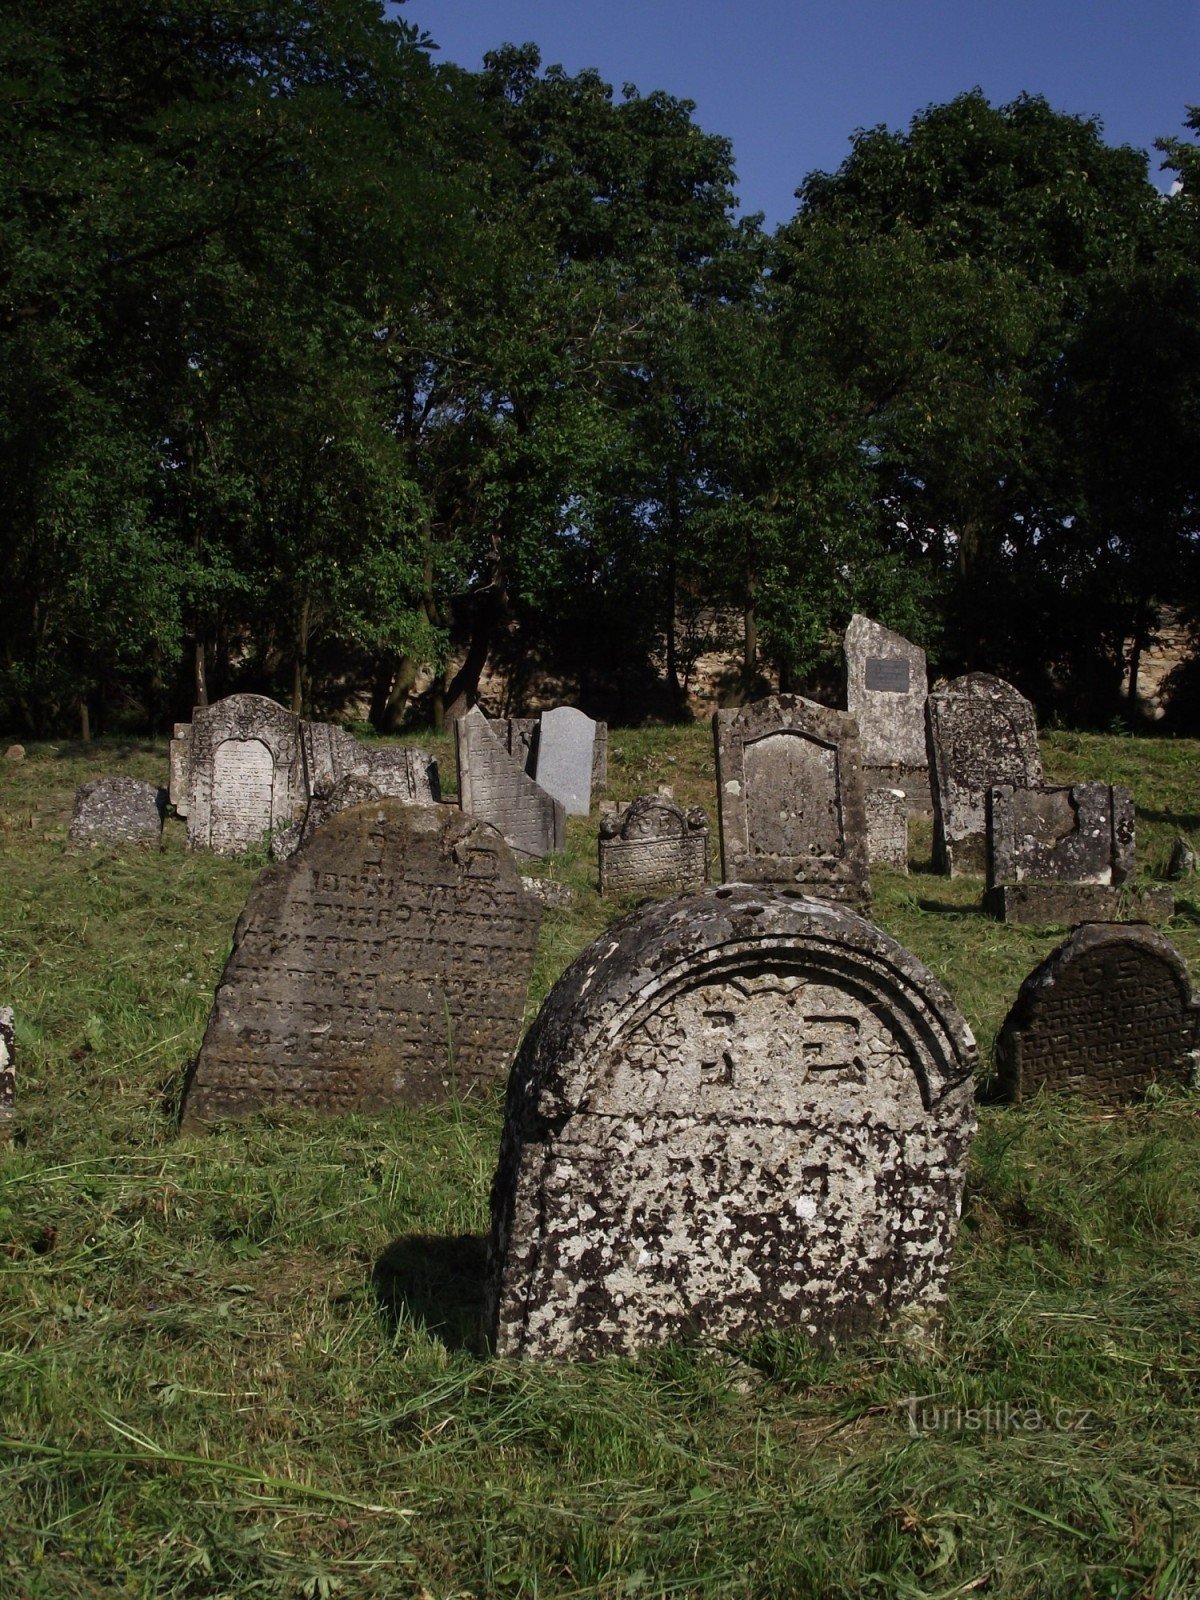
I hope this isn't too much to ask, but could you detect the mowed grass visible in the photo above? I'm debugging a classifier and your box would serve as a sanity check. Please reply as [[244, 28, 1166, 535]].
[[1, 725, 1199, 1599]]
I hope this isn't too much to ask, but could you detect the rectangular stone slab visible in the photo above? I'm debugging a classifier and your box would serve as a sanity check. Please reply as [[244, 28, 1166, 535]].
[[534, 707, 597, 816], [456, 707, 565, 858]]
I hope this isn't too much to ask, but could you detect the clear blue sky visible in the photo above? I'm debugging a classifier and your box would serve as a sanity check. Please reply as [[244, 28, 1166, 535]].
[[396, 0, 1198, 226]]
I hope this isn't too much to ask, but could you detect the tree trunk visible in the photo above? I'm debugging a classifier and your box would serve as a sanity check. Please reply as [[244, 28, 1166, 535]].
[[291, 594, 311, 716], [78, 696, 90, 743], [443, 589, 502, 724], [664, 476, 685, 719], [193, 637, 208, 708]]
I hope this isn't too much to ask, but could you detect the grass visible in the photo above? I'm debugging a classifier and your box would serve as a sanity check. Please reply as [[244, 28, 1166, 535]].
[[1, 725, 1199, 1598]]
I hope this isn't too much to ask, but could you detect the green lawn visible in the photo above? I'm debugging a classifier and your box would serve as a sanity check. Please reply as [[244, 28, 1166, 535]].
[[1, 726, 1198, 1599]]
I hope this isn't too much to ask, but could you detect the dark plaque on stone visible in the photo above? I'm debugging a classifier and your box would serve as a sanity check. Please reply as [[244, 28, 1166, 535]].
[[996, 923, 1199, 1104], [180, 801, 541, 1124], [864, 656, 911, 694], [486, 885, 978, 1359]]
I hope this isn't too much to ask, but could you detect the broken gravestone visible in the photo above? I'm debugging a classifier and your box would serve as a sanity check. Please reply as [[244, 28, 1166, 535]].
[[713, 694, 870, 909], [180, 800, 541, 1125], [0, 1008, 13, 1130], [300, 722, 439, 807], [926, 673, 1042, 876], [186, 694, 306, 857], [996, 923, 1200, 1104], [456, 706, 565, 859], [534, 706, 598, 817], [845, 615, 929, 813], [486, 885, 977, 1359], [598, 795, 709, 896], [68, 778, 165, 848], [985, 782, 1172, 925]]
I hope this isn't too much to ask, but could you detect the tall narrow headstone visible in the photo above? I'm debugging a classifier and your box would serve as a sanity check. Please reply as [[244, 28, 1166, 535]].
[[186, 695, 306, 857], [713, 694, 870, 909], [845, 616, 929, 813], [487, 886, 977, 1358], [996, 924, 1199, 1103], [0, 1008, 13, 1130], [534, 706, 597, 816], [180, 801, 541, 1124], [168, 723, 192, 817], [456, 707, 565, 859], [926, 673, 1042, 876]]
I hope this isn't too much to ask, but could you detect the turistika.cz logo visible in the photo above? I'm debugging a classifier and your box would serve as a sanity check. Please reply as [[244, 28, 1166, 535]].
[[898, 1395, 1095, 1436]]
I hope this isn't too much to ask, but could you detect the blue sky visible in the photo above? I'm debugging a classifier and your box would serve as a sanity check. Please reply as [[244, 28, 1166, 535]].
[[397, 0, 1198, 226]]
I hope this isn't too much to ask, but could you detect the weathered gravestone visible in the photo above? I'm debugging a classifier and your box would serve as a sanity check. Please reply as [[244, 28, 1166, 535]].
[[456, 707, 565, 859], [713, 695, 870, 909], [68, 778, 165, 848], [168, 723, 192, 816], [926, 673, 1042, 876], [300, 722, 439, 807], [0, 1008, 13, 1130], [845, 615, 929, 813], [985, 782, 1173, 925], [186, 695, 306, 856], [598, 795, 709, 896], [996, 923, 1199, 1104], [504, 714, 608, 794], [534, 706, 597, 816], [180, 800, 541, 1125], [865, 788, 909, 873], [486, 885, 978, 1358]]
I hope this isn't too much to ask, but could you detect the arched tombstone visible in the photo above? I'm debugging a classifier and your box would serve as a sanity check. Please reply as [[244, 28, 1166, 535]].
[[186, 695, 306, 856], [598, 795, 709, 896], [996, 923, 1200, 1104], [486, 885, 978, 1359]]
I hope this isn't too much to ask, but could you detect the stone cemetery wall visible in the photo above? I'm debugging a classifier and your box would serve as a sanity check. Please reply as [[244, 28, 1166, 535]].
[[180, 801, 541, 1125], [713, 694, 870, 908], [534, 706, 597, 816], [456, 707, 565, 859], [845, 616, 929, 812], [185, 695, 306, 856], [598, 796, 709, 896], [0, 1008, 13, 1130], [996, 923, 1200, 1103], [68, 778, 165, 848], [487, 885, 977, 1359], [926, 673, 1042, 876]]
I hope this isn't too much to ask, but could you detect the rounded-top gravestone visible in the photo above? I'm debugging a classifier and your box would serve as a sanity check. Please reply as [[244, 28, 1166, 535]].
[[487, 885, 978, 1359]]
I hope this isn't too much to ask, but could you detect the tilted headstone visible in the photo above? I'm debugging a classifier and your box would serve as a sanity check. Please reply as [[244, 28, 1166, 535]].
[[168, 723, 192, 816], [996, 923, 1199, 1103], [186, 695, 306, 857], [533, 706, 597, 816], [713, 694, 870, 909], [865, 787, 908, 872], [180, 800, 541, 1125], [0, 1008, 13, 1129], [68, 778, 165, 848], [845, 616, 929, 812], [487, 885, 978, 1359], [926, 673, 1042, 876], [456, 707, 565, 859], [598, 795, 709, 896]]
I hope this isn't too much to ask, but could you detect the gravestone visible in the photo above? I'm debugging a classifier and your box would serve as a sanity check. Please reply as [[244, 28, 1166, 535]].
[[504, 715, 607, 792], [845, 616, 929, 813], [298, 773, 388, 845], [926, 673, 1042, 876], [996, 923, 1199, 1104], [0, 1008, 13, 1129], [598, 795, 709, 896], [865, 788, 908, 872], [300, 721, 439, 807], [186, 695, 306, 857], [487, 885, 978, 1359], [168, 722, 192, 816], [534, 706, 597, 816], [713, 695, 870, 909], [180, 800, 541, 1125], [3, 745, 24, 762], [68, 778, 165, 847], [456, 707, 565, 859]]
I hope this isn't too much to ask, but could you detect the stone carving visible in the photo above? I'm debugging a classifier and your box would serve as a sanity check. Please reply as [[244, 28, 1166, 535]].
[[598, 795, 709, 896], [0, 1008, 13, 1129], [180, 800, 541, 1125], [168, 723, 192, 816], [926, 674, 1042, 876], [456, 707, 565, 859], [186, 695, 306, 856], [845, 616, 929, 813], [534, 706, 597, 816], [996, 923, 1200, 1103], [865, 787, 908, 872], [713, 694, 870, 909], [68, 778, 165, 847], [298, 774, 388, 845], [487, 885, 978, 1359]]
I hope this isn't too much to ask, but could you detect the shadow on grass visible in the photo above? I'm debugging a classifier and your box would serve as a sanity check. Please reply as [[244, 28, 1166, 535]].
[[372, 1232, 487, 1354], [916, 898, 988, 918], [1137, 807, 1200, 830], [1169, 896, 1200, 926]]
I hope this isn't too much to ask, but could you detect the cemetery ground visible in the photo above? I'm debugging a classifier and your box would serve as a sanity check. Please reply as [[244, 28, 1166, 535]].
[[1, 727, 1199, 1600]]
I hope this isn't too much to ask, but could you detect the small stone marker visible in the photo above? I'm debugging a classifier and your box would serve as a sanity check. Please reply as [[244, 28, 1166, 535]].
[[456, 707, 565, 859], [0, 1008, 13, 1129], [926, 673, 1042, 876], [1168, 836, 1198, 880], [598, 795, 709, 896], [4, 744, 25, 763], [713, 694, 870, 909], [996, 923, 1200, 1103], [865, 788, 908, 872], [520, 876, 576, 909], [68, 777, 165, 847], [168, 723, 192, 816], [186, 694, 306, 857], [486, 885, 978, 1359], [845, 616, 929, 812], [180, 800, 541, 1124], [534, 706, 597, 816]]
